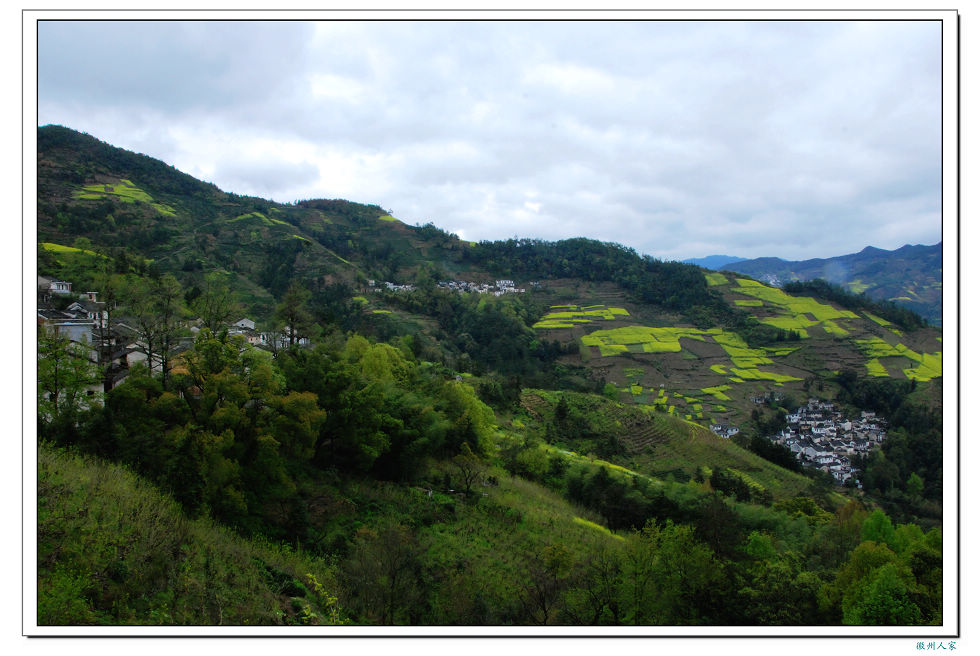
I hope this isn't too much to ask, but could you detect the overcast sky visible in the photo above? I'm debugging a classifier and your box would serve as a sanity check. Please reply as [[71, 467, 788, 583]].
[[36, 17, 945, 261]]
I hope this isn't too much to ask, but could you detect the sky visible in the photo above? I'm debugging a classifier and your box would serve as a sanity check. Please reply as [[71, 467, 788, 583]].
[[36, 16, 946, 262]]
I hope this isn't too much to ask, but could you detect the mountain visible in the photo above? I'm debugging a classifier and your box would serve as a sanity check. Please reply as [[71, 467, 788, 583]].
[[681, 254, 749, 270], [34, 125, 945, 627], [36, 124, 943, 419], [722, 244, 943, 325]]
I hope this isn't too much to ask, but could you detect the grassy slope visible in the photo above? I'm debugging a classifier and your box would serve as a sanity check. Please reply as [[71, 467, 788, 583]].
[[37, 443, 345, 626], [518, 390, 812, 500]]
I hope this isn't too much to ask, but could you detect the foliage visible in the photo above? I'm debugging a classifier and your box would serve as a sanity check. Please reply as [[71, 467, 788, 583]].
[[37, 328, 102, 440], [34, 124, 944, 628], [37, 443, 346, 625]]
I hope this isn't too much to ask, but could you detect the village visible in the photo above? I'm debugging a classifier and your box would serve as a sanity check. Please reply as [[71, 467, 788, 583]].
[[771, 398, 886, 486], [37, 275, 309, 393], [369, 278, 530, 296], [709, 395, 886, 486], [39, 273, 886, 490]]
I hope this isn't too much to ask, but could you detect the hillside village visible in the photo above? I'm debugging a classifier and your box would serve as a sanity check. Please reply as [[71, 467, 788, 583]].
[[369, 278, 531, 296], [769, 398, 887, 487], [40, 273, 889, 490], [37, 275, 307, 393]]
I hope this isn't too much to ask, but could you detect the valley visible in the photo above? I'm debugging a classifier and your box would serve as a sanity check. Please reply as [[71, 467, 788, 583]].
[[34, 125, 945, 628]]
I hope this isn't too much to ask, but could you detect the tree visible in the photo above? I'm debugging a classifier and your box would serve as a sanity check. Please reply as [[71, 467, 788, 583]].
[[518, 543, 576, 625], [90, 266, 124, 392], [122, 274, 187, 388], [274, 282, 315, 348], [154, 274, 186, 390], [340, 523, 423, 624], [192, 272, 242, 335], [842, 563, 923, 625], [906, 472, 925, 499], [452, 442, 487, 495], [861, 509, 897, 548], [37, 327, 101, 440]]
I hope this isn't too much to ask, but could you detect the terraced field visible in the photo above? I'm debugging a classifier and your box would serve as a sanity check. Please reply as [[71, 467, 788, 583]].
[[730, 277, 861, 338], [530, 273, 941, 433], [855, 337, 943, 381], [74, 178, 176, 216], [532, 304, 630, 329]]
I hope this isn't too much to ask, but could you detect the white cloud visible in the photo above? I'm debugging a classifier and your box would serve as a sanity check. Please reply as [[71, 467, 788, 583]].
[[37, 18, 944, 261]]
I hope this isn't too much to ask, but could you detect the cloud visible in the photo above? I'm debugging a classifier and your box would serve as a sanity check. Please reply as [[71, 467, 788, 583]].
[[36, 19, 944, 261]]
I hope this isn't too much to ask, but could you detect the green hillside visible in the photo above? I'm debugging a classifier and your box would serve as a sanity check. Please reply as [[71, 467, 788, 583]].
[[34, 126, 945, 628]]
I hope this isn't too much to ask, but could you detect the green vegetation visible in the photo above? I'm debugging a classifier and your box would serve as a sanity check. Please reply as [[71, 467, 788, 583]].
[[733, 278, 860, 338], [38, 443, 345, 626], [34, 125, 945, 627], [704, 271, 728, 286], [783, 280, 930, 332], [855, 338, 942, 382], [226, 211, 290, 227], [74, 178, 176, 215], [533, 305, 630, 329]]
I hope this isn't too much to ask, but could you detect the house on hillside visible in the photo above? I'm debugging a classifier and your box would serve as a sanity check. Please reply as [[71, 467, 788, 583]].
[[232, 318, 256, 331], [37, 308, 95, 347], [710, 424, 740, 438], [38, 276, 73, 296]]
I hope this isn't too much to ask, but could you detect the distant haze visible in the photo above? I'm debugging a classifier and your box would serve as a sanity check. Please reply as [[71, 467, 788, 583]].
[[37, 16, 945, 261]]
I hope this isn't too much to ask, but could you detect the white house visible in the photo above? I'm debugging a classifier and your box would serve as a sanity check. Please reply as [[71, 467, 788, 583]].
[[233, 318, 256, 331]]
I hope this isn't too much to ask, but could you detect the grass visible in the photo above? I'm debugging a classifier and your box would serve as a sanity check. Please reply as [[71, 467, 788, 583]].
[[37, 443, 345, 626], [625, 416, 812, 499], [573, 517, 626, 541]]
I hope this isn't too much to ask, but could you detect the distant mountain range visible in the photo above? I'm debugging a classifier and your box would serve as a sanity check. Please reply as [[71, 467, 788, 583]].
[[680, 255, 748, 270], [686, 244, 943, 325]]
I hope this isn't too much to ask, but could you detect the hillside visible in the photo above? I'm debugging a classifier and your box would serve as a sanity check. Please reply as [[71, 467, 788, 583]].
[[37, 125, 479, 320], [720, 243, 943, 325], [34, 125, 945, 628], [36, 123, 943, 444]]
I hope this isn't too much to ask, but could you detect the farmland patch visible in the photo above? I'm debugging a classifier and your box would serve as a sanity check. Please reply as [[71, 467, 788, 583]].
[[74, 179, 176, 216], [533, 304, 630, 330], [731, 278, 859, 338]]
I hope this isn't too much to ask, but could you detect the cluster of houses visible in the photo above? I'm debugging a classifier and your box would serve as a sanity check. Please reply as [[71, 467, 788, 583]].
[[369, 280, 416, 293], [437, 279, 527, 297], [710, 423, 741, 439], [709, 396, 886, 486], [37, 275, 305, 393], [770, 398, 886, 486], [369, 279, 530, 297]]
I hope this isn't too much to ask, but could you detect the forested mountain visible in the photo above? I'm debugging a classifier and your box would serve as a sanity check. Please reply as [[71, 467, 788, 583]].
[[720, 244, 943, 325], [34, 125, 945, 629]]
